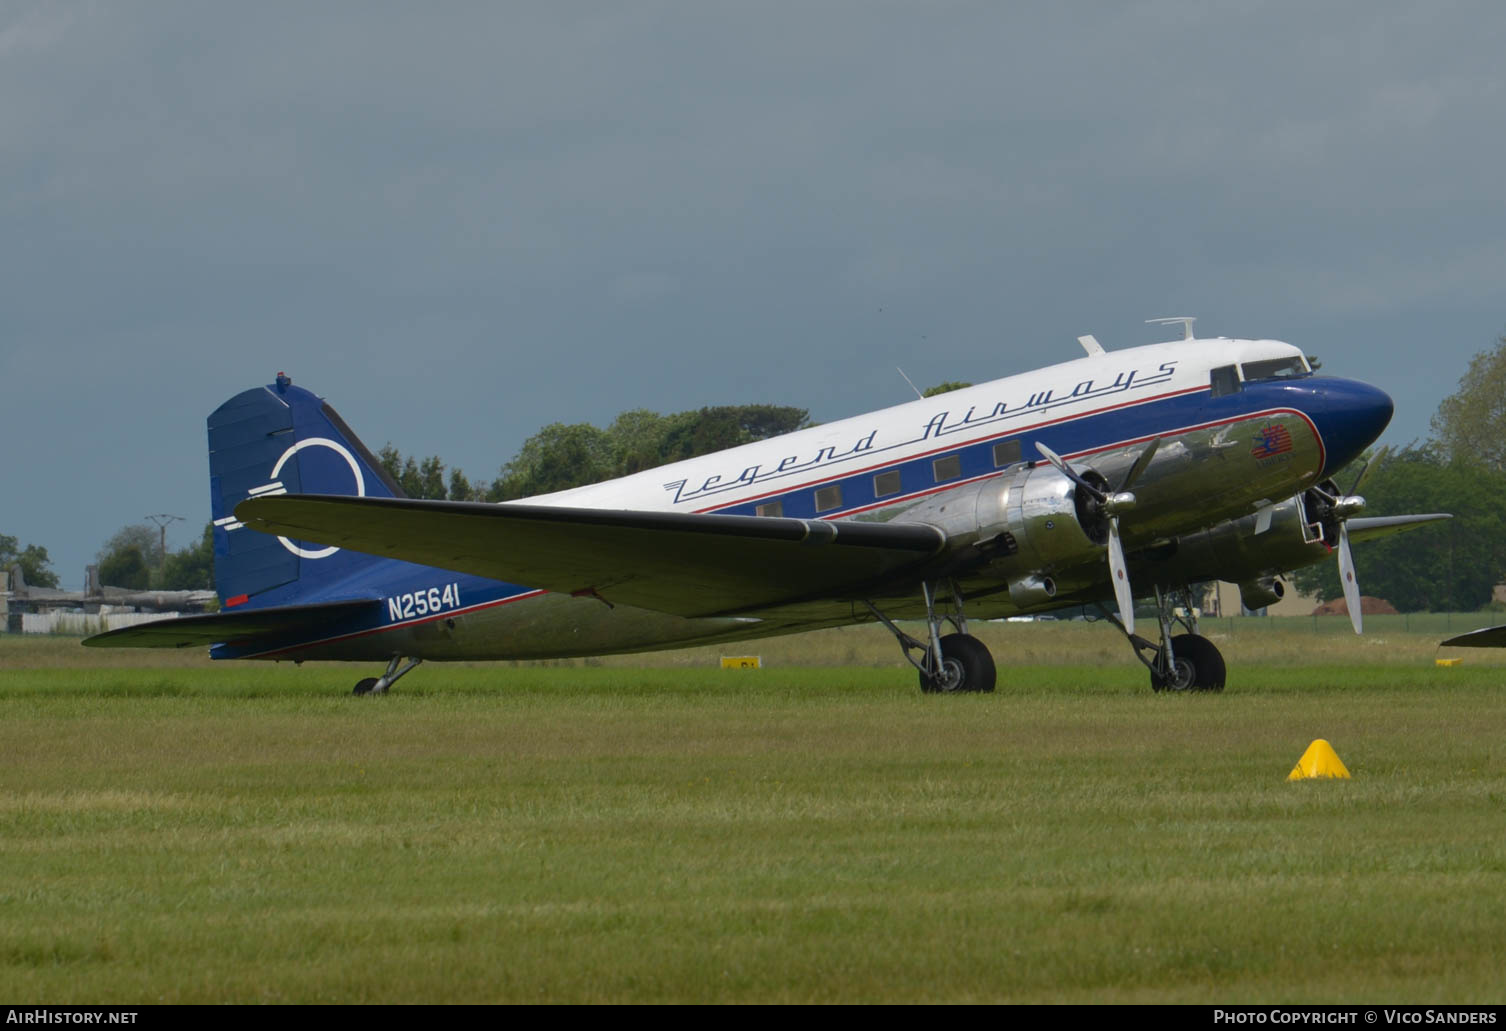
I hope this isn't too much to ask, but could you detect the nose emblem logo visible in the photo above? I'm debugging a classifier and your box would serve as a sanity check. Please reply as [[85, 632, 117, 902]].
[[1251, 423, 1293, 459]]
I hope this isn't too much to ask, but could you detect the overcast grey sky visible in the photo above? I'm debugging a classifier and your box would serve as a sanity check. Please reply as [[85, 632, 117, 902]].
[[4, 1, 1504, 585]]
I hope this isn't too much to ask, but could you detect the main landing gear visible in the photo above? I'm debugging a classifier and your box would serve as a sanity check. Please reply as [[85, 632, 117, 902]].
[[353, 655, 422, 696], [1101, 584, 1225, 692], [866, 580, 997, 694]]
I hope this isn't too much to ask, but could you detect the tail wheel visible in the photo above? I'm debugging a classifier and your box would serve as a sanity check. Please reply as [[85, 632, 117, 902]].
[[1150, 633, 1225, 692], [920, 633, 997, 694]]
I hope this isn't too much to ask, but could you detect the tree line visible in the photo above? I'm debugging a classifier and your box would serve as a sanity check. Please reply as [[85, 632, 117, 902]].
[[46, 402, 812, 592], [375, 403, 811, 502], [1290, 334, 1506, 611]]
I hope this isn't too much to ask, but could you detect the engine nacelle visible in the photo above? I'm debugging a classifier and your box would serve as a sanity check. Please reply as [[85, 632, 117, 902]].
[[1134, 492, 1335, 589], [891, 463, 1108, 582], [1238, 576, 1285, 610]]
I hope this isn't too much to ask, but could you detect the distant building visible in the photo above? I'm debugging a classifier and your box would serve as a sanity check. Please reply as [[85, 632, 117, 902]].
[[4, 563, 215, 634]]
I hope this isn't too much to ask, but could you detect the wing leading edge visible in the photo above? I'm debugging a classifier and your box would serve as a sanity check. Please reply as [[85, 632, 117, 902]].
[[1343, 513, 1452, 543], [235, 495, 947, 617]]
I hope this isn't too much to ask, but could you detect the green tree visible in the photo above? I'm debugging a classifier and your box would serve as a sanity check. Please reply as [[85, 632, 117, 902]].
[[0, 533, 60, 589], [448, 468, 485, 502], [1289, 449, 1506, 611], [607, 409, 671, 476], [160, 523, 215, 590], [377, 444, 405, 487], [98, 524, 163, 577], [99, 546, 151, 590], [1431, 333, 1506, 471], [397, 455, 448, 500], [923, 381, 973, 397], [488, 423, 617, 501], [656, 405, 810, 465], [380, 444, 483, 501]]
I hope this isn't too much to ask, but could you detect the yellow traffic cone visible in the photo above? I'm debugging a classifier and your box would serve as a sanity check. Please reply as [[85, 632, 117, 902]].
[[1288, 739, 1351, 780]]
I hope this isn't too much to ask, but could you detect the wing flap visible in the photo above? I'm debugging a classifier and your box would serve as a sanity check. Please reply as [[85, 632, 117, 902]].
[[83, 599, 382, 649], [235, 495, 946, 617]]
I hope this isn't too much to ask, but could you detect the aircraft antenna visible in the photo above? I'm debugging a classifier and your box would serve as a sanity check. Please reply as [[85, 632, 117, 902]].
[[896, 367, 925, 401], [1146, 316, 1197, 341]]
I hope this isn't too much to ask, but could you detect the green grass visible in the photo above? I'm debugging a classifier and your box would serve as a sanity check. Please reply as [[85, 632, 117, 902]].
[[1, 626, 1504, 1002]]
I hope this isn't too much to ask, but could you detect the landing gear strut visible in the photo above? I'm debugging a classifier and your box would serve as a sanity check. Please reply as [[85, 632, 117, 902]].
[[866, 580, 997, 694], [1102, 584, 1225, 692], [353, 655, 422, 696]]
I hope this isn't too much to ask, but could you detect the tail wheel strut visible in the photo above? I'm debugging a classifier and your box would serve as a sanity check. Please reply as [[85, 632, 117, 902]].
[[354, 655, 422, 696]]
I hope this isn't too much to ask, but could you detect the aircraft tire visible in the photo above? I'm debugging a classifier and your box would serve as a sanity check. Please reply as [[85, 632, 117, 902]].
[[1150, 633, 1225, 693], [353, 677, 380, 696], [919, 633, 997, 694]]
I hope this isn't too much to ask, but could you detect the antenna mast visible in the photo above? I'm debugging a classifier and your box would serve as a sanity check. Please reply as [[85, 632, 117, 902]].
[[144, 514, 184, 565], [1146, 316, 1197, 341]]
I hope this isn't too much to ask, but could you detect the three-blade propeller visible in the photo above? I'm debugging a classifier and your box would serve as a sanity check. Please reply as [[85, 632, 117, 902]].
[[1310, 485, 1369, 633], [1308, 449, 1381, 633], [1036, 441, 1380, 637], [1034, 439, 1160, 634]]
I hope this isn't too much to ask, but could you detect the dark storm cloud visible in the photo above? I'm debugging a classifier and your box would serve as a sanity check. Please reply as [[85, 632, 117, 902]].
[[3, 2, 1502, 582]]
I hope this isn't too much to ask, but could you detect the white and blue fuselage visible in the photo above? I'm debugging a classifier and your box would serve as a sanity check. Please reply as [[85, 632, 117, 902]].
[[205, 334, 1391, 662]]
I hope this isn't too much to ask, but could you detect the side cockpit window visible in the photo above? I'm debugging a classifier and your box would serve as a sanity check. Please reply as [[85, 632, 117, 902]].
[[1209, 365, 1241, 398], [1241, 357, 1309, 381]]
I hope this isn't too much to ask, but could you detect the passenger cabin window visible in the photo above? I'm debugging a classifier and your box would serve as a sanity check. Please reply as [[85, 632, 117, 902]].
[[1241, 357, 1309, 381], [873, 470, 902, 497], [814, 485, 843, 512], [755, 501, 783, 518], [992, 439, 1021, 467], [932, 455, 962, 482], [1209, 365, 1241, 398]]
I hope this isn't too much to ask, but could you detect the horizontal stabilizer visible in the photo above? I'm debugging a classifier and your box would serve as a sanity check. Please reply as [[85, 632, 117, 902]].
[[1440, 625, 1506, 649], [236, 495, 947, 617], [1344, 513, 1451, 543], [82, 599, 381, 649]]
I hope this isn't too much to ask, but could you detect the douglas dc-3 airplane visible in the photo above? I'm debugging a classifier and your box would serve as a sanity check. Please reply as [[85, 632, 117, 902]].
[[87, 319, 1448, 695]]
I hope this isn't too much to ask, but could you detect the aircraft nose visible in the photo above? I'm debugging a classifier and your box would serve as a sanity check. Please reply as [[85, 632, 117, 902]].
[[1314, 378, 1393, 477]]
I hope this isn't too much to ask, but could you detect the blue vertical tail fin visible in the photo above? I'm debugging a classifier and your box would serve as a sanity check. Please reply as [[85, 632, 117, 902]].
[[208, 373, 404, 608]]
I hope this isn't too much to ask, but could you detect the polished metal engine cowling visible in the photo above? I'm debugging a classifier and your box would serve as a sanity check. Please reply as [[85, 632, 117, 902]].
[[892, 463, 1107, 582]]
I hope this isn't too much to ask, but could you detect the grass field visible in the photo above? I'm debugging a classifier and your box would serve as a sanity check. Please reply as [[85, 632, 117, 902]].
[[2, 622, 1504, 1003]]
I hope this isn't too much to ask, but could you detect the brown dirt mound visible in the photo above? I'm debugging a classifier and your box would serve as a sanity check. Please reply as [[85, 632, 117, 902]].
[[1311, 596, 1400, 616]]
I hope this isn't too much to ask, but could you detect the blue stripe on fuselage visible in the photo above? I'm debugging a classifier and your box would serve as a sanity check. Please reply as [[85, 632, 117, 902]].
[[702, 379, 1338, 521]]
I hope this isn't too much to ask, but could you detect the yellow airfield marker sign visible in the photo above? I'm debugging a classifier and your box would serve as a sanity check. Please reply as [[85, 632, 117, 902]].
[[1288, 739, 1351, 780], [720, 656, 762, 669]]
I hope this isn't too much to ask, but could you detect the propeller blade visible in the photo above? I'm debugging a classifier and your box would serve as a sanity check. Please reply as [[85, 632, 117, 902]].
[[1118, 437, 1162, 492], [1107, 516, 1135, 635], [1039, 441, 1136, 631], [1034, 441, 1106, 501], [1338, 521, 1362, 634], [1348, 446, 1390, 496]]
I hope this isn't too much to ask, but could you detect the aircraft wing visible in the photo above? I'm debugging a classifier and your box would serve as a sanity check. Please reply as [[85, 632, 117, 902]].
[[1439, 626, 1506, 649], [82, 599, 382, 649], [1344, 513, 1452, 543], [236, 495, 947, 617]]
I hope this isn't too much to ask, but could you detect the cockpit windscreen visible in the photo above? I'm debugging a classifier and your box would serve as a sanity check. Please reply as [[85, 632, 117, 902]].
[[1241, 357, 1309, 381]]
